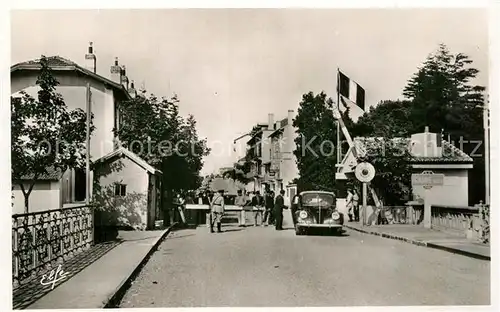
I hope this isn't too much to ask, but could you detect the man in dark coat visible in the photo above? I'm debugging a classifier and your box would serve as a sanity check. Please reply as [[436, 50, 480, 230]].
[[263, 190, 275, 226], [274, 189, 287, 230]]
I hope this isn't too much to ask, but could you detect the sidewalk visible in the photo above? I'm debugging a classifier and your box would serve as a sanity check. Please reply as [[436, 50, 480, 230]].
[[22, 224, 176, 310], [344, 222, 490, 260]]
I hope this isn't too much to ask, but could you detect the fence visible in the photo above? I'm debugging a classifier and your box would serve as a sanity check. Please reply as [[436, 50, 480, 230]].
[[378, 205, 423, 225], [12, 204, 93, 287], [430, 205, 487, 241]]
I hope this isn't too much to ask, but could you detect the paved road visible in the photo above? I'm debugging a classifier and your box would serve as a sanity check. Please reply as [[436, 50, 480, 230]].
[[120, 225, 490, 307]]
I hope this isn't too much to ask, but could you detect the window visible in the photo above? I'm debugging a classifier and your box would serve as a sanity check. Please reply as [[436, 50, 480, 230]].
[[74, 168, 86, 202], [115, 184, 127, 196]]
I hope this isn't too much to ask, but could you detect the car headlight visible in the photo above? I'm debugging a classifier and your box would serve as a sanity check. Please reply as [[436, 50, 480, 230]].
[[299, 211, 308, 219], [332, 211, 340, 220]]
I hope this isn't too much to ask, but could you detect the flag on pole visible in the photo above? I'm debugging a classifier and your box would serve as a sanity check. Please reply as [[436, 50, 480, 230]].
[[337, 71, 365, 111]]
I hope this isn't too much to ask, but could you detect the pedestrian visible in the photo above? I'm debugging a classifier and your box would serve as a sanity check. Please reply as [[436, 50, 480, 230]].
[[263, 190, 275, 226], [274, 189, 287, 230], [210, 189, 225, 233], [235, 189, 247, 227], [175, 193, 187, 225], [252, 191, 264, 226], [346, 188, 354, 222], [352, 189, 360, 222], [206, 191, 214, 228]]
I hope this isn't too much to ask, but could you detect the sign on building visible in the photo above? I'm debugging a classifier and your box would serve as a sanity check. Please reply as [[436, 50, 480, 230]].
[[411, 172, 444, 187]]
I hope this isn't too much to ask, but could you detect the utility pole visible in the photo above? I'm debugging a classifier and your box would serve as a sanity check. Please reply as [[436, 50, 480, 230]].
[[86, 83, 93, 243], [336, 68, 341, 167], [484, 96, 490, 206]]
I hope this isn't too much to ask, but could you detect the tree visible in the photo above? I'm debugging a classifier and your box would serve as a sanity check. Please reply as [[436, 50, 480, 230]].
[[356, 137, 412, 206], [403, 44, 486, 204], [350, 44, 486, 205], [222, 162, 253, 185], [115, 92, 210, 226], [403, 44, 485, 136], [293, 92, 339, 193], [352, 100, 414, 138], [348, 100, 414, 205], [11, 56, 94, 213]]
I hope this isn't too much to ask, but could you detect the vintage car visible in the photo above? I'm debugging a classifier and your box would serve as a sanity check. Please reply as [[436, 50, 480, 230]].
[[291, 191, 344, 235]]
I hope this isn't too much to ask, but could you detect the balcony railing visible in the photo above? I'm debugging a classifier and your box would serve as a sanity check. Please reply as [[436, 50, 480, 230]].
[[12, 204, 93, 287]]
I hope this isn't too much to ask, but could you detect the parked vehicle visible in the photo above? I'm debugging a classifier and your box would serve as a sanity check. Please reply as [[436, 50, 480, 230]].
[[291, 191, 344, 235]]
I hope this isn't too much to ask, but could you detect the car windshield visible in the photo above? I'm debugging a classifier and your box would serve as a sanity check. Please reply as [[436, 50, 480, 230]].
[[301, 193, 335, 206]]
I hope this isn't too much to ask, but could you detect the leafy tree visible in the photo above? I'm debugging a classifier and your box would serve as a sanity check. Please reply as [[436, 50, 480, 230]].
[[11, 56, 94, 213], [403, 44, 486, 204], [293, 92, 339, 193], [222, 162, 253, 185], [348, 100, 414, 205], [403, 44, 485, 136], [352, 100, 414, 138], [356, 137, 412, 206], [350, 44, 486, 205]]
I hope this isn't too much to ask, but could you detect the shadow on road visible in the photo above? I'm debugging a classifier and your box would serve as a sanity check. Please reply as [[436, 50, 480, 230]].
[[220, 229, 244, 233], [298, 228, 350, 237]]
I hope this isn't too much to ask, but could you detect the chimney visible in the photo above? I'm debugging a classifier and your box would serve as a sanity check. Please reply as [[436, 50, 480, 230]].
[[128, 80, 137, 98], [424, 126, 429, 133], [120, 65, 129, 90], [268, 113, 274, 130], [287, 109, 294, 125], [110, 57, 122, 84], [84, 42, 96, 73]]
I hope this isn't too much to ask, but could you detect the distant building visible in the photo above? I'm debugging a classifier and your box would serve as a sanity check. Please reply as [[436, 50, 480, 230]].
[[243, 110, 298, 204]]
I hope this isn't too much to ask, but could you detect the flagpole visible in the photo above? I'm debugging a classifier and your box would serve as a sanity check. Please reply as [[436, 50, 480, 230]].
[[484, 95, 490, 206]]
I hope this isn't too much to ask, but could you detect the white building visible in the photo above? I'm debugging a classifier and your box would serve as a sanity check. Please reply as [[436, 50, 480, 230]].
[[11, 43, 161, 230]]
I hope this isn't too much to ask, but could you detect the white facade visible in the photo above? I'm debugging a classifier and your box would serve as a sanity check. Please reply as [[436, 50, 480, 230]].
[[11, 73, 118, 161], [95, 155, 149, 230], [12, 181, 61, 214]]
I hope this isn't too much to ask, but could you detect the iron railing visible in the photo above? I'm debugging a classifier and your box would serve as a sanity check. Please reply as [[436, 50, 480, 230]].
[[12, 204, 93, 287], [431, 205, 479, 238]]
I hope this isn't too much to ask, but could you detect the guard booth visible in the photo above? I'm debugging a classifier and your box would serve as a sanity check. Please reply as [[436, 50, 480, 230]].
[[286, 184, 297, 207]]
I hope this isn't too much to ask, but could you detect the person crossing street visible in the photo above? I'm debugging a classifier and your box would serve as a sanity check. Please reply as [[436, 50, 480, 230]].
[[210, 189, 225, 233]]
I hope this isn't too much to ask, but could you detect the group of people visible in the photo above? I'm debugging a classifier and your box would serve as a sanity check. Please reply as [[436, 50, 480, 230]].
[[199, 188, 288, 233]]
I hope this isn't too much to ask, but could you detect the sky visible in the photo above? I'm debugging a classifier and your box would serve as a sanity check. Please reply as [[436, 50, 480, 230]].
[[10, 9, 489, 176]]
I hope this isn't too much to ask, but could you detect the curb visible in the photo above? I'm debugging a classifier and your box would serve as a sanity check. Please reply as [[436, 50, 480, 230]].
[[343, 224, 490, 261], [426, 242, 491, 261], [103, 222, 179, 308]]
